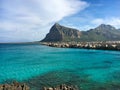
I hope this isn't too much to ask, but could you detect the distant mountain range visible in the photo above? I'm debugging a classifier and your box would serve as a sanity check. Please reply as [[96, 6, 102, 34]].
[[41, 23, 120, 42]]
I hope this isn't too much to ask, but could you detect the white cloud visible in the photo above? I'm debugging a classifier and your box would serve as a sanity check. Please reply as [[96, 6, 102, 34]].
[[91, 17, 120, 28], [0, 0, 88, 42], [91, 19, 104, 25]]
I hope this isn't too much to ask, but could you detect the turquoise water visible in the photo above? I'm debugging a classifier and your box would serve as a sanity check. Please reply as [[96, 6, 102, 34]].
[[0, 44, 120, 89]]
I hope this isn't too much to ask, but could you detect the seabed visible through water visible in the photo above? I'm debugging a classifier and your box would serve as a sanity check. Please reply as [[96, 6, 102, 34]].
[[0, 44, 120, 90]]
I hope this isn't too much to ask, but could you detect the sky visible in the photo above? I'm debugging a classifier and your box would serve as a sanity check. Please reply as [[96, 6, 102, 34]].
[[0, 0, 120, 42]]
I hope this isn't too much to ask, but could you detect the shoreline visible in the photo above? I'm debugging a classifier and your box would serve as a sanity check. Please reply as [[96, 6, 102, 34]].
[[40, 41, 120, 51], [0, 81, 29, 90], [0, 81, 78, 90], [1, 41, 120, 51]]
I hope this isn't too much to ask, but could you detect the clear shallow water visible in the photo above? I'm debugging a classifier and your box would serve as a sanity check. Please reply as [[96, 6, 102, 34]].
[[0, 44, 120, 89]]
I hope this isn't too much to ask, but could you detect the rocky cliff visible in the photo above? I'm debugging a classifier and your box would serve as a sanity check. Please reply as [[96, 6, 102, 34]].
[[41, 23, 81, 42], [41, 23, 120, 42]]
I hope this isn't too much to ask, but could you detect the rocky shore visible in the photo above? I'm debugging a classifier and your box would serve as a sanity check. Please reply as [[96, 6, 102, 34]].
[[0, 81, 29, 90], [43, 84, 78, 90], [40, 41, 120, 50], [0, 82, 78, 90]]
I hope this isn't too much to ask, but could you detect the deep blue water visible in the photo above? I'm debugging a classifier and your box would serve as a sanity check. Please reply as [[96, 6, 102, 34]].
[[0, 44, 120, 89]]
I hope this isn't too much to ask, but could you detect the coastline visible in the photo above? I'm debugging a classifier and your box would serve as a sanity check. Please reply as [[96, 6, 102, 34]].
[[0, 81, 29, 90], [40, 41, 120, 51], [0, 81, 78, 90], [1, 41, 120, 51]]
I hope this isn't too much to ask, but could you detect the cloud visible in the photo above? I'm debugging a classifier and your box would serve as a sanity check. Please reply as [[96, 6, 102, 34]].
[[91, 17, 120, 28], [0, 0, 88, 42]]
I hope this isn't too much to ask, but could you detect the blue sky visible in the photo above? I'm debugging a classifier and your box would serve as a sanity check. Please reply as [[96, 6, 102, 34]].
[[60, 0, 120, 30], [0, 0, 120, 42]]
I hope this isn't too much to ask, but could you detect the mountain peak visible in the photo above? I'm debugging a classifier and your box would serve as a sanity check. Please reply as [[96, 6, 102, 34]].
[[41, 23, 81, 42], [99, 24, 107, 27], [53, 23, 61, 27], [96, 24, 116, 30]]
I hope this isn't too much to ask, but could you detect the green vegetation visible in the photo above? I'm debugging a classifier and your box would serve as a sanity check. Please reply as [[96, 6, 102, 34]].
[[41, 23, 120, 42]]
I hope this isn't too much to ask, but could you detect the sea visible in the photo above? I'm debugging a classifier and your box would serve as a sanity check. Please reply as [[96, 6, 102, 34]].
[[0, 44, 120, 90]]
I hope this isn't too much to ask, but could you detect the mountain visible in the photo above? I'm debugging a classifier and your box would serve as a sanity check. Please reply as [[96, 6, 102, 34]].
[[41, 23, 120, 42], [80, 24, 120, 41], [41, 23, 81, 42]]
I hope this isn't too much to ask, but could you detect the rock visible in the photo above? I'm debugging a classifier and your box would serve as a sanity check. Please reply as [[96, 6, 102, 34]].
[[0, 81, 30, 90], [41, 41, 120, 51], [41, 23, 120, 42], [43, 84, 78, 90], [41, 23, 81, 42], [48, 87, 53, 90]]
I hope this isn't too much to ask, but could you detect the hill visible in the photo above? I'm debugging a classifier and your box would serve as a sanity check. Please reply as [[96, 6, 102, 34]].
[[41, 23, 120, 42]]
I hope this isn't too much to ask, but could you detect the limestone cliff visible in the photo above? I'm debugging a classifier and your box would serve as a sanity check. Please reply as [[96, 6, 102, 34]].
[[41, 23, 81, 42], [41, 23, 120, 42]]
